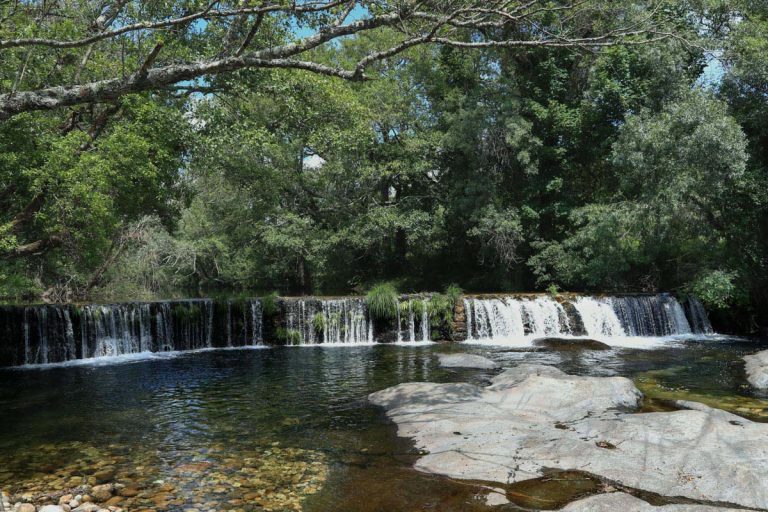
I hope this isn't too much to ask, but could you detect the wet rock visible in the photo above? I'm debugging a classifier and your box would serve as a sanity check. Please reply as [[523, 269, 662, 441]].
[[743, 349, 768, 389], [436, 353, 500, 369], [103, 497, 123, 507], [531, 337, 611, 351], [89, 485, 113, 503], [39, 506, 66, 512], [91, 470, 114, 485], [72, 503, 100, 512], [370, 363, 768, 510], [561, 492, 742, 511]]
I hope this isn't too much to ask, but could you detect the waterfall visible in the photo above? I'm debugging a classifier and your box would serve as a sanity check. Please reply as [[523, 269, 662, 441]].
[[464, 294, 710, 342], [572, 297, 625, 337], [285, 298, 372, 344], [0, 292, 715, 367], [251, 300, 263, 344], [398, 298, 431, 342], [685, 297, 713, 334], [610, 295, 691, 336]]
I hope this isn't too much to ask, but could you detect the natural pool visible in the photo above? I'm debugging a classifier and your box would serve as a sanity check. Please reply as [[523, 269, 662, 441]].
[[1, 336, 767, 511]]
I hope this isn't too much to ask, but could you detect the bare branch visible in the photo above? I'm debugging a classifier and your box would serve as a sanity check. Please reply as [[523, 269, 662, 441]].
[[0, 0, 348, 50], [0, 1, 682, 120]]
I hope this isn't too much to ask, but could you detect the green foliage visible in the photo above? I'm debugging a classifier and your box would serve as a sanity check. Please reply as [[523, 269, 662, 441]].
[[366, 283, 399, 321], [428, 293, 455, 339], [312, 313, 326, 334], [689, 270, 743, 310], [547, 284, 560, 297], [412, 299, 427, 317], [261, 292, 280, 317], [2, 0, 768, 330], [444, 284, 463, 306], [275, 327, 302, 345]]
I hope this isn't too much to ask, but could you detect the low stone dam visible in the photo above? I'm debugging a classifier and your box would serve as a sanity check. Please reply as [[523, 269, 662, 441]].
[[0, 294, 712, 367]]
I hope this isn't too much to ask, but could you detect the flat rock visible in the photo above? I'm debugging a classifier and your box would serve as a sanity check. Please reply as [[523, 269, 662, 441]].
[[532, 337, 611, 351], [369, 364, 768, 510], [743, 349, 768, 389], [562, 493, 743, 511], [39, 506, 66, 512], [436, 353, 499, 369]]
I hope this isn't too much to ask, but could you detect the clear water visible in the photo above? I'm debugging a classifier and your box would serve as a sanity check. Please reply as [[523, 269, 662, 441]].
[[1, 337, 766, 511]]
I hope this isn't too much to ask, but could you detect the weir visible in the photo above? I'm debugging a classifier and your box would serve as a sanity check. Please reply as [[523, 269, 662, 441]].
[[463, 294, 712, 340], [0, 293, 713, 367]]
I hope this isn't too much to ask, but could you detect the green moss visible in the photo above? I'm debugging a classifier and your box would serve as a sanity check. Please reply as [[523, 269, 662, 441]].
[[366, 282, 398, 321]]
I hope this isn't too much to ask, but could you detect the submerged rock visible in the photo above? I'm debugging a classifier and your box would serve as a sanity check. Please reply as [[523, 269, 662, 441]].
[[561, 492, 742, 511], [436, 353, 499, 369], [369, 364, 768, 509], [743, 349, 768, 389], [531, 337, 611, 351]]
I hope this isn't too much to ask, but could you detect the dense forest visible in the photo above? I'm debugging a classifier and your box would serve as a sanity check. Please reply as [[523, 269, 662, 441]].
[[0, 1, 766, 331]]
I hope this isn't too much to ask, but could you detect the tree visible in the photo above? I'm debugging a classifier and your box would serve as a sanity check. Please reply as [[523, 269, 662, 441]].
[[529, 91, 750, 306], [0, 0, 677, 119]]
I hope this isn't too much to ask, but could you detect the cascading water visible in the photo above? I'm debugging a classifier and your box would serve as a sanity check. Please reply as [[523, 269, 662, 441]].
[[397, 298, 431, 343], [284, 298, 373, 344], [464, 294, 712, 343], [610, 295, 691, 336], [572, 297, 625, 337], [685, 297, 713, 334], [464, 297, 572, 339]]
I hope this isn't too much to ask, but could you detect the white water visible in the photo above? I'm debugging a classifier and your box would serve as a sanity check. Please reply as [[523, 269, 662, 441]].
[[463, 294, 713, 348], [285, 298, 373, 344]]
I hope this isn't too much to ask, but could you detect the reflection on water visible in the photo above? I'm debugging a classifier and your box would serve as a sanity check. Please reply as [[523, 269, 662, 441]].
[[0, 337, 766, 511]]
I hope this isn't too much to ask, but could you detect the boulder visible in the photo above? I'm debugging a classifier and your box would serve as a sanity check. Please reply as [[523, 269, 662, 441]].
[[743, 349, 768, 389], [436, 353, 499, 369], [14, 504, 36, 512], [531, 337, 611, 351], [562, 493, 743, 511], [369, 364, 768, 510]]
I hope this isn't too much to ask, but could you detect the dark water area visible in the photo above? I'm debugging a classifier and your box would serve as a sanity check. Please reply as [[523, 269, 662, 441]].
[[1, 338, 767, 511]]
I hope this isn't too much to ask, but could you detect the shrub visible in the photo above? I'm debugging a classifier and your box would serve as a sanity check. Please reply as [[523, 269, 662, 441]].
[[276, 327, 302, 344], [366, 282, 399, 320], [444, 283, 463, 305], [428, 293, 453, 328], [689, 270, 743, 309], [260, 291, 279, 316], [312, 312, 326, 334]]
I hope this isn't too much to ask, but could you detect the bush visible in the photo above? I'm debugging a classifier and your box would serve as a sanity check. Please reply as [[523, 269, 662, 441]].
[[689, 270, 742, 309], [444, 283, 463, 305], [260, 291, 280, 316], [366, 282, 399, 320], [275, 327, 302, 344], [312, 312, 326, 334]]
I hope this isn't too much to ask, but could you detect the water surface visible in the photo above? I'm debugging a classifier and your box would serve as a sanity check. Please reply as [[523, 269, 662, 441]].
[[1, 337, 766, 510]]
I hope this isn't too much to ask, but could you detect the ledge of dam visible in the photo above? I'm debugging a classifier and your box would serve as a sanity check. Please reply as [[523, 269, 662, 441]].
[[0, 293, 713, 367]]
